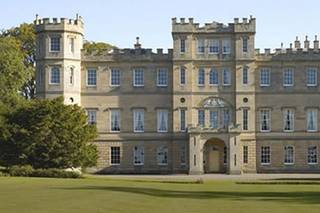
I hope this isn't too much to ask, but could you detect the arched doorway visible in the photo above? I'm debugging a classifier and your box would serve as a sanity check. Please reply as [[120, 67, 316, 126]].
[[203, 138, 227, 173]]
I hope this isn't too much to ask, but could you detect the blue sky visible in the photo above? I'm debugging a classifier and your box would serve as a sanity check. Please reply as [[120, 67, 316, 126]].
[[1, 0, 320, 50]]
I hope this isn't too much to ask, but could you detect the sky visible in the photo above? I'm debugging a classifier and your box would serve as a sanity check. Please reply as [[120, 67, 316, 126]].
[[1, 0, 320, 50]]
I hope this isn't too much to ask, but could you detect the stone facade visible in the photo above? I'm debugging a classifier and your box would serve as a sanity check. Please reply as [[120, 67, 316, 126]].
[[35, 15, 320, 174]]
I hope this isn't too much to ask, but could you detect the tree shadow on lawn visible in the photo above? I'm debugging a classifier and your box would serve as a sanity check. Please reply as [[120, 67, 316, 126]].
[[56, 186, 320, 204]]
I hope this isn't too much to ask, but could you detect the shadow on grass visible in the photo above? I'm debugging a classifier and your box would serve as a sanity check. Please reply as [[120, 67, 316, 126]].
[[56, 186, 320, 204]]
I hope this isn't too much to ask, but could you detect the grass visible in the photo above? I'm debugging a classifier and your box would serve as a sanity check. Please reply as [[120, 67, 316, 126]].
[[0, 176, 320, 213]]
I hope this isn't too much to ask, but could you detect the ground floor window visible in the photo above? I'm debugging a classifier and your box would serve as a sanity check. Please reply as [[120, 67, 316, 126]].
[[307, 146, 318, 164], [180, 145, 186, 165], [110, 147, 120, 165], [223, 146, 227, 164], [133, 146, 144, 165], [243, 146, 248, 164], [261, 146, 271, 165], [157, 146, 168, 165], [284, 145, 294, 165]]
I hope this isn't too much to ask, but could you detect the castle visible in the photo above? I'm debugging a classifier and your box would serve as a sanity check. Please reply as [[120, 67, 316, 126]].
[[35, 15, 320, 174]]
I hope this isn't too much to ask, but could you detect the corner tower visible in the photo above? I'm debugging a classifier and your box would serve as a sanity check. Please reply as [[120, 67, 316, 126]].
[[34, 15, 84, 105]]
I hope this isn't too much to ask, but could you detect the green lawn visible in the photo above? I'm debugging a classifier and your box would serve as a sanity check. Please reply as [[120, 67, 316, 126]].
[[0, 176, 320, 213]]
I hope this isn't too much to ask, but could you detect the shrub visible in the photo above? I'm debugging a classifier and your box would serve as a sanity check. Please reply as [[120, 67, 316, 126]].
[[7, 166, 82, 178], [8, 165, 34, 177], [31, 168, 81, 179]]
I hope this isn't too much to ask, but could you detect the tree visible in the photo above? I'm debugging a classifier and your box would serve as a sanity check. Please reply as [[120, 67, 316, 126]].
[[0, 23, 36, 99], [0, 97, 98, 169], [83, 41, 115, 55], [0, 37, 31, 106]]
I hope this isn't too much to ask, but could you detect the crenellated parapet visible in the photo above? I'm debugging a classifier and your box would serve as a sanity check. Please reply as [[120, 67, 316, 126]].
[[255, 35, 320, 61], [34, 14, 84, 35], [82, 48, 173, 62], [172, 16, 255, 34]]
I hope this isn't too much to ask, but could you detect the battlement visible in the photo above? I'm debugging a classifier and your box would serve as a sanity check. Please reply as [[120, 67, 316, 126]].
[[172, 16, 255, 33], [82, 47, 173, 62], [255, 35, 320, 60], [34, 14, 84, 34]]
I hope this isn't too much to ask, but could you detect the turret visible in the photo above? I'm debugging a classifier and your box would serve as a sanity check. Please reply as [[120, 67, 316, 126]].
[[34, 14, 84, 105]]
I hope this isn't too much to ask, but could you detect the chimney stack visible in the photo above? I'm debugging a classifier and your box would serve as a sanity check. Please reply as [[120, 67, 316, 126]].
[[304, 36, 310, 49], [314, 35, 319, 51], [134, 37, 141, 49], [294, 36, 301, 49]]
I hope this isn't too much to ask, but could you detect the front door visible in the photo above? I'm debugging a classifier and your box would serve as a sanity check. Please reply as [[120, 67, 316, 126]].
[[209, 150, 220, 172]]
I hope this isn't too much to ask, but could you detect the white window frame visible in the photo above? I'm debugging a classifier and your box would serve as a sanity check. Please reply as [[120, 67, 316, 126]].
[[110, 109, 121, 132], [283, 108, 294, 132], [307, 68, 317, 87], [261, 146, 271, 165], [307, 109, 318, 132], [110, 146, 120, 165], [87, 69, 97, 86], [157, 146, 168, 165], [157, 109, 168, 133], [69, 67, 74, 85], [209, 68, 219, 85], [49, 67, 60, 85], [307, 146, 318, 165], [260, 68, 270, 87], [110, 69, 121, 87], [223, 68, 231, 86], [243, 145, 248, 164], [283, 68, 294, 87], [222, 39, 231, 54], [260, 109, 271, 132], [133, 146, 144, 166], [180, 67, 186, 85], [198, 68, 205, 86], [133, 69, 144, 87], [208, 39, 219, 54], [49, 36, 60, 52], [284, 145, 295, 165], [157, 68, 168, 87], [133, 109, 144, 133]]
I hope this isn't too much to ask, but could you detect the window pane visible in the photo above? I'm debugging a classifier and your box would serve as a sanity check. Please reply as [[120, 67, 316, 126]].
[[209, 40, 219, 53], [283, 109, 294, 131], [260, 69, 270, 86], [209, 111, 218, 128], [180, 68, 186, 85], [111, 147, 120, 165], [180, 39, 186, 53], [111, 69, 120, 86], [87, 110, 97, 125], [198, 69, 205, 85], [243, 67, 248, 85], [133, 146, 144, 165], [308, 146, 317, 164], [283, 69, 294, 86], [197, 39, 205, 53], [133, 109, 144, 132], [50, 37, 60, 51], [111, 110, 121, 132], [157, 146, 168, 165], [50, 67, 60, 84], [222, 40, 231, 54], [284, 146, 294, 164], [133, 69, 144, 86], [260, 109, 270, 131], [307, 109, 317, 131], [307, 68, 317, 86], [243, 108, 248, 130], [261, 146, 271, 164], [180, 109, 186, 131], [198, 110, 205, 127], [223, 69, 231, 85], [157, 69, 168, 86], [87, 69, 97, 86], [157, 109, 168, 132], [209, 68, 218, 85], [243, 146, 248, 164]]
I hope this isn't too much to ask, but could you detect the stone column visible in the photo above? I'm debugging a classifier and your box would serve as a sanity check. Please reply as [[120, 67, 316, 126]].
[[228, 135, 242, 174], [188, 135, 204, 174]]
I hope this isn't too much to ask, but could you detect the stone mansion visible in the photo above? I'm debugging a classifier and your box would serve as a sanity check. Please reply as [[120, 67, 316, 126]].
[[34, 15, 320, 174]]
